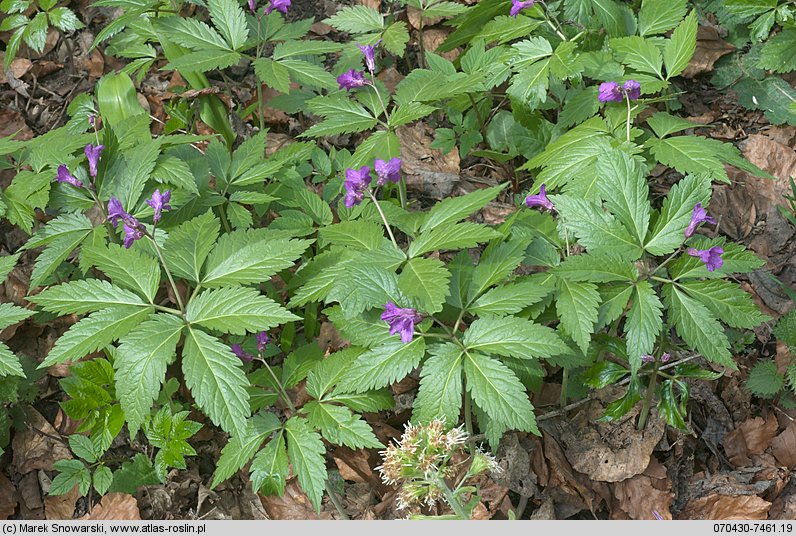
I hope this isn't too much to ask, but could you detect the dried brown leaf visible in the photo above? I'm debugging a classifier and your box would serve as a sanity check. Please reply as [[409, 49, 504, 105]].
[[684, 493, 771, 520], [82, 493, 141, 520]]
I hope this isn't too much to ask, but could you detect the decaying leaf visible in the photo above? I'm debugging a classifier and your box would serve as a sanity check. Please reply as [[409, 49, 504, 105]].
[[683, 493, 771, 520], [724, 415, 779, 467], [397, 123, 461, 199], [82, 493, 141, 520]]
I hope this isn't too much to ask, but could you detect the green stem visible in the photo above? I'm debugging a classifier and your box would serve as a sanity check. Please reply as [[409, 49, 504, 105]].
[[218, 203, 232, 233], [436, 476, 470, 519], [653, 246, 683, 276], [326, 480, 349, 520], [637, 362, 659, 430], [260, 358, 296, 414], [625, 94, 632, 142], [398, 177, 407, 210], [148, 229, 185, 312], [560, 368, 568, 409], [369, 73, 389, 121], [463, 387, 473, 439], [650, 275, 672, 284], [154, 304, 184, 316], [366, 190, 399, 248]]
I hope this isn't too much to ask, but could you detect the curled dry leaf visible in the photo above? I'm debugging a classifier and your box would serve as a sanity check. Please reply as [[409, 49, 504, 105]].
[[771, 422, 796, 469], [396, 123, 461, 200], [611, 457, 674, 520], [44, 485, 79, 520], [723, 415, 779, 468], [682, 25, 735, 78], [82, 493, 141, 520], [12, 407, 72, 474], [259, 479, 333, 520], [683, 493, 771, 520]]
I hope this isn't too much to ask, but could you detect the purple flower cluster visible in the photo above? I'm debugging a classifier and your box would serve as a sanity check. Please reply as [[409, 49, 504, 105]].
[[146, 189, 172, 224], [56, 165, 83, 189], [55, 143, 104, 191], [358, 40, 381, 73], [107, 197, 145, 249], [687, 246, 724, 272], [684, 202, 716, 238], [525, 183, 554, 211], [264, 0, 290, 14], [510, 0, 535, 17], [381, 301, 422, 343], [641, 353, 671, 364], [230, 331, 269, 363], [337, 69, 370, 91], [598, 80, 640, 103], [343, 158, 402, 208]]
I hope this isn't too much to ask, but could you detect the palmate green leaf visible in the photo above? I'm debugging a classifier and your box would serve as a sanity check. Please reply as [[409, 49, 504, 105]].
[[381, 21, 410, 56], [609, 37, 663, 78], [81, 243, 161, 303], [318, 221, 385, 251], [156, 17, 229, 51], [301, 95, 378, 138], [304, 401, 382, 449], [212, 413, 281, 488], [284, 416, 327, 513], [464, 352, 539, 435], [597, 284, 634, 329], [552, 253, 638, 283], [662, 284, 735, 369], [393, 70, 484, 105], [324, 5, 384, 33], [420, 185, 505, 233], [398, 257, 451, 315], [551, 195, 644, 260], [745, 360, 783, 398], [412, 343, 463, 426], [29, 279, 146, 315], [625, 281, 663, 374], [678, 280, 769, 329], [29, 231, 93, 290], [336, 338, 426, 393], [187, 287, 298, 335], [469, 275, 553, 316], [306, 347, 360, 400], [644, 174, 711, 256], [115, 314, 184, 436], [202, 234, 311, 288], [39, 306, 153, 368], [164, 211, 219, 284], [271, 40, 342, 60], [638, 0, 687, 36], [0, 253, 20, 283], [23, 212, 93, 250], [734, 77, 796, 126], [596, 150, 650, 246], [251, 431, 288, 496], [92, 465, 113, 496], [463, 314, 568, 360], [50, 459, 91, 497], [279, 59, 339, 91], [507, 60, 549, 108], [663, 11, 697, 79], [182, 327, 250, 437], [326, 390, 394, 412], [555, 279, 600, 354], [757, 29, 796, 74], [646, 112, 702, 139], [324, 308, 392, 348], [207, 0, 248, 50], [326, 262, 400, 318], [408, 222, 501, 258], [152, 155, 199, 194], [165, 50, 242, 73]]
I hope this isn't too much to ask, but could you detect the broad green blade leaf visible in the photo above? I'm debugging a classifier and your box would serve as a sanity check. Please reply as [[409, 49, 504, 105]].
[[678, 280, 769, 329], [662, 284, 735, 369], [318, 221, 385, 251], [646, 136, 728, 183], [29, 231, 93, 290], [212, 413, 281, 488], [0, 344, 24, 377], [597, 284, 634, 329], [324, 5, 384, 33], [646, 112, 702, 139], [116, 314, 184, 437], [469, 275, 553, 316], [0, 302, 34, 331], [625, 281, 663, 374], [304, 401, 382, 449], [272, 40, 342, 60], [326, 261, 401, 318], [183, 327, 250, 437], [251, 431, 288, 496], [202, 236, 311, 287], [596, 149, 650, 246], [408, 222, 501, 258], [208, 0, 248, 50], [462, 314, 568, 359], [279, 59, 339, 91], [644, 174, 711, 256], [0, 253, 20, 282], [609, 36, 663, 77], [552, 253, 638, 283], [96, 72, 146, 127], [663, 11, 697, 79], [419, 185, 505, 233], [155, 17, 230, 51], [40, 305, 153, 368], [186, 287, 298, 335], [163, 211, 219, 283], [301, 95, 378, 138], [555, 279, 600, 354], [253, 58, 291, 94], [468, 238, 528, 301], [29, 279, 146, 315], [306, 348, 360, 400], [397, 257, 451, 315], [412, 343, 463, 426], [464, 352, 539, 435], [81, 243, 162, 303], [670, 240, 765, 280], [284, 416, 327, 513], [638, 0, 687, 36], [336, 337, 426, 393]]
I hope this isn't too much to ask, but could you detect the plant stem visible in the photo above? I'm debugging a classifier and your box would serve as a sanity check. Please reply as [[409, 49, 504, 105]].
[[463, 388, 473, 440], [625, 94, 632, 142], [326, 480, 349, 520], [398, 177, 407, 210], [369, 73, 389, 121], [436, 476, 470, 519], [260, 358, 296, 414], [366, 189, 399, 248], [560, 368, 568, 409], [653, 246, 683, 275], [637, 362, 659, 430], [154, 304, 184, 316], [218, 203, 232, 233], [148, 229, 185, 312]]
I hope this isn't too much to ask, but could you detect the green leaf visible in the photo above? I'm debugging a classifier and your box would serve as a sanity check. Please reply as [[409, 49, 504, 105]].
[[464, 352, 538, 434], [81, 243, 162, 303], [644, 174, 711, 256], [609, 36, 663, 77], [663, 11, 697, 79], [733, 76, 796, 126], [552, 253, 638, 283], [638, 0, 687, 36], [163, 211, 219, 284], [468, 238, 528, 301], [208, 0, 248, 50], [382, 21, 409, 56], [50, 459, 91, 497], [318, 221, 385, 251], [326, 260, 401, 318], [48, 7, 83, 31], [165, 50, 242, 73], [212, 413, 281, 488], [555, 279, 600, 354], [304, 401, 382, 448], [115, 314, 184, 437], [93, 465, 113, 496], [182, 328, 250, 437], [646, 112, 702, 138], [324, 5, 384, 33], [0, 345, 24, 378], [647, 135, 729, 183], [625, 281, 663, 373], [69, 434, 99, 463], [96, 72, 146, 128], [40, 306, 153, 368], [22, 12, 47, 52], [745, 360, 783, 398], [336, 338, 426, 393], [0, 302, 35, 331], [253, 58, 291, 94], [463, 314, 568, 359], [0, 253, 20, 283], [301, 95, 378, 138], [757, 29, 796, 74], [156, 18, 229, 51], [187, 287, 298, 335], [251, 432, 289, 496], [413, 343, 463, 426], [202, 235, 311, 287], [29, 279, 146, 315], [398, 257, 451, 315], [109, 454, 160, 493], [469, 276, 553, 316], [678, 280, 769, 329], [662, 284, 735, 369], [596, 150, 650, 246], [408, 222, 501, 258], [279, 59, 339, 91], [284, 416, 327, 513], [420, 185, 505, 233], [271, 40, 341, 60]]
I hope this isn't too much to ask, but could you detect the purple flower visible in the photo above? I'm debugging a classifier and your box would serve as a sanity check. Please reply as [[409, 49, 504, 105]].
[[343, 165, 372, 208], [623, 79, 641, 100], [684, 202, 716, 238], [641, 354, 655, 364], [264, 0, 290, 14], [248, 0, 256, 12], [510, 0, 535, 17], [122, 223, 144, 249], [653, 511, 664, 520], [660, 353, 671, 363], [687, 246, 724, 272], [525, 184, 554, 211], [358, 40, 381, 73], [598, 81, 623, 103], [56, 165, 83, 189], [84, 144, 104, 178], [381, 301, 422, 343], [108, 196, 144, 248], [231, 343, 254, 363], [374, 157, 401, 186], [88, 114, 96, 128], [146, 189, 172, 224], [107, 197, 127, 228], [337, 69, 369, 91], [256, 331, 269, 353]]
